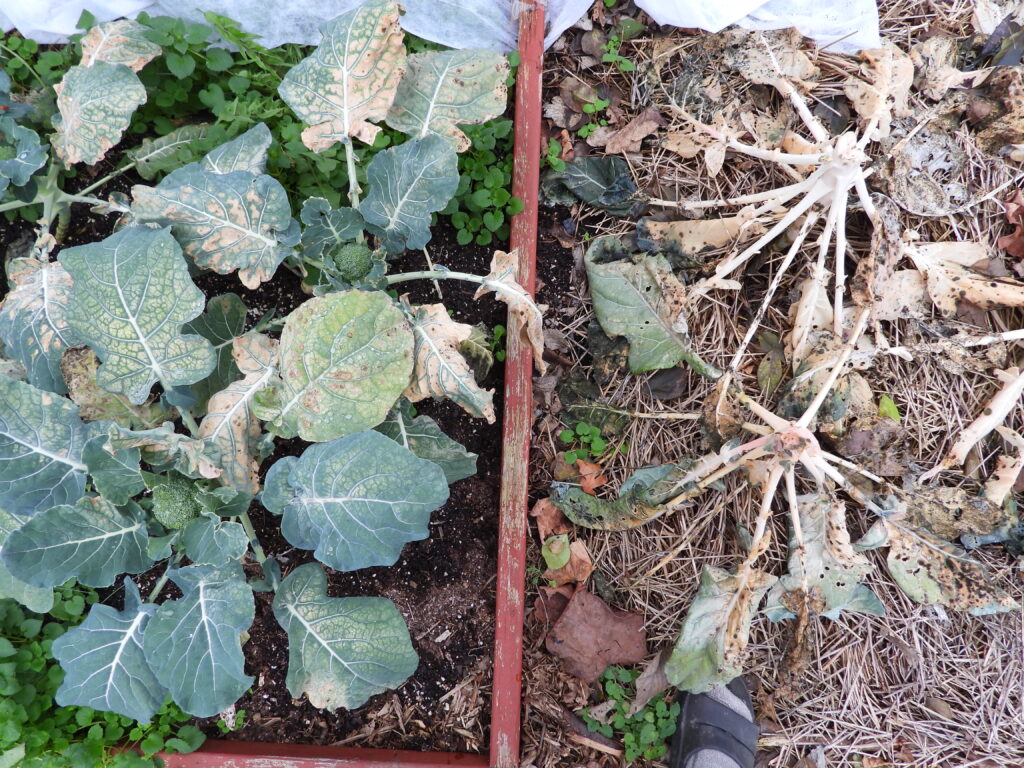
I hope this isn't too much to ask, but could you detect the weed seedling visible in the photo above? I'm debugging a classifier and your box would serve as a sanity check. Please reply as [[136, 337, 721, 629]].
[[581, 666, 680, 762], [602, 35, 636, 73]]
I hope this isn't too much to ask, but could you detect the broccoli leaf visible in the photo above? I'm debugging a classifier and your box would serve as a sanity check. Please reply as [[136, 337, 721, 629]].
[[201, 122, 272, 175], [182, 293, 248, 415], [0, 509, 53, 613], [80, 19, 162, 71], [127, 123, 213, 181], [62, 348, 168, 428], [0, 118, 46, 193], [299, 197, 364, 259], [376, 399, 477, 484]]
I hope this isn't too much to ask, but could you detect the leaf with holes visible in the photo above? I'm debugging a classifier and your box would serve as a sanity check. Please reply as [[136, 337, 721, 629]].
[[403, 302, 495, 422], [201, 122, 272, 175], [0, 509, 52, 613], [0, 375, 89, 516], [80, 18, 161, 71], [263, 430, 448, 572], [0, 257, 80, 394], [142, 563, 254, 717], [254, 291, 413, 442], [375, 399, 477, 484], [60, 226, 215, 405], [127, 123, 212, 180], [278, 0, 405, 150], [198, 334, 278, 494], [52, 61, 146, 167], [273, 562, 418, 709], [131, 165, 298, 289], [385, 49, 507, 151], [359, 135, 459, 253], [1, 496, 151, 588], [61, 348, 168, 428], [51, 579, 166, 723]]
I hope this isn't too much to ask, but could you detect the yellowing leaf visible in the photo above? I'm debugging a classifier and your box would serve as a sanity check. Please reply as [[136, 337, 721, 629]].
[[905, 240, 1024, 316], [61, 348, 168, 429], [474, 250, 547, 374], [80, 19, 161, 72], [843, 43, 913, 141]]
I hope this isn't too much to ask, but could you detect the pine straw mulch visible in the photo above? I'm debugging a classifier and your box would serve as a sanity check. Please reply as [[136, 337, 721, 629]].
[[522, 1, 1024, 767]]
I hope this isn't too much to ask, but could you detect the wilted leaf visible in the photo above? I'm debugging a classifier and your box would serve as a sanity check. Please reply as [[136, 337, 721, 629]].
[[474, 249, 546, 373], [0, 375, 88, 516], [299, 197, 365, 259], [386, 49, 507, 151], [585, 237, 719, 378], [628, 648, 671, 717], [131, 164, 297, 289], [665, 565, 776, 693], [843, 44, 913, 141], [756, 331, 786, 397], [51, 579, 165, 723], [80, 19, 161, 71], [61, 348, 167, 428], [127, 123, 212, 180], [404, 302, 495, 422], [106, 422, 222, 480], [278, 0, 406, 150], [0, 509, 53, 613], [359, 135, 460, 253], [541, 156, 637, 215], [375, 398, 477, 484], [255, 291, 413, 442], [546, 588, 646, 683], [273, 562, 418, 709], [530, 498, 571, 542], [261, 431, 448, 572], [637, 211, 762, 256], [182, 293, 247, 415], [52, 61, 146, 167], [910, 36, 989, 101], [0, 257, 80, 394], [201, 122, 272, 175], [142, 563, 254, 718], [61, 226, 216, 405], [2, 496, 151, 589], [198, 334, 278, 495]]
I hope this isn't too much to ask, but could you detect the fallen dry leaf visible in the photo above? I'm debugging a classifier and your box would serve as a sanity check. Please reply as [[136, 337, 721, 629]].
[[835, 413, 909, 477], [530, 497, 572, 541], [997, 189, 1024, 260], [604, 107, 664, 154], [546, 588, 647, 683], [576, 459, 607, 495], [974, 67, 1024, 153], [721, 27, 819, 95], [905, 240, 1024, 316], [638, 210, 763, 256], [910, 36, 992, 101], [534, 583, 576, 624], [843, 43, 914, 140], [545, 539, 595, 586], [627, 648, 671, 716]]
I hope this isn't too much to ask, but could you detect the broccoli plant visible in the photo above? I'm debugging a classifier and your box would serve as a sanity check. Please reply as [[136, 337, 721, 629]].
[[0, 0, 541, 725]]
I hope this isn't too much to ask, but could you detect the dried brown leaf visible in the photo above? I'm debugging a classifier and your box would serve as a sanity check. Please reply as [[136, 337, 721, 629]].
[[638, 210, 763, 255], [843, 44, 914, 140], [604, 107, 664, 154], [474, 250, 546, 374], [905, 241, 1024, 316], [544, 539, 595, 586], [530, 498, 572, 541], [546, 588, 647, 683], [576, 460, 607, 495]]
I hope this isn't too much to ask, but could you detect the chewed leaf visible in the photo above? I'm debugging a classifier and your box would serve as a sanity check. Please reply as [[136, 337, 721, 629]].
[[765, 495, 879, 621], [273, 563, 418, 709], [404, 302, 495, 422], [254, 291, 413, 442], [142, 563, 254, 718], [131, 165, 297, 289], [385, 49, 507, 151], [266, 431, 449, 572], [0, 257, 79, 394], [51, 579, 165, 723], [375, 399, 477, 484], [0, 509, 53, 613], [359, 135, 459, 253], [877, 519, 1018, 615], [665, 565, 776, 693], [62, 348, 168, 428], [905, 240, 1024, 316], [299, 197, 365, 259], [0, 375, 88, 516], [182, 293, 247, 415], [584, 236, 720, 378], [278, 0, 405, 150], [52, 61, 146, 167], [80, 19, 161, 71], [198, 334, 278, 494], [127, 123, 212, 180], [1, 496, 151, 589], [61, 226, 215, 405], [474, 249, 546, 373], [201, 123, 272, 175]]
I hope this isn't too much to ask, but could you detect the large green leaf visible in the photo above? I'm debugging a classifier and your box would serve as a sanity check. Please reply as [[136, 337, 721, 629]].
[[52, 61, 147, 167], [665, 565, 776, 693], [299, 197, 365, 259], [181, 514, 248, 567], [263, 430, 448, 572], [254, 291, 413, 442], [359, 136, 460, 253], [764, 495, 882, 621], [385, 49, 507, 151], [273, 563, 417, 709], [0, 257, 79, 394], [142, 563, 254, 718], [182, 293, 247, 415], [277, 0, 405, 151], [198, 334, 278, 494], [0, 509, 52, 613], [0, 118, 46, 192], [60, 226, 216, 406], [585, 237, 720, 378], [131, 164, 298, 290], [201, 123, 272, 175], [61, 348, 168, 428], [403, 302, 495, 422], [0, 375, 88, 516], [376, 399, 477, 484], [127, 123, 212, 181], [1, 496, 151, 588], [82, 433, 145, 506], [51, 579, 166, 723]]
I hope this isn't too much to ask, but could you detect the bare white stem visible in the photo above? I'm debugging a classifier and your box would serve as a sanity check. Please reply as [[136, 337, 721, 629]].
[[796, 307, 870, 429], [832, 185, 850, 336]]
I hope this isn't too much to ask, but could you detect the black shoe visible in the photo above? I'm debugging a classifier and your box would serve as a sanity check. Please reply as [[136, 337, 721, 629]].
[[668, 677, 759, 768]]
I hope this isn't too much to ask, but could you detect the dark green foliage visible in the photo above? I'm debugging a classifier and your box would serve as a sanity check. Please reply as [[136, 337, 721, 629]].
[[0, 583, 204, 767]]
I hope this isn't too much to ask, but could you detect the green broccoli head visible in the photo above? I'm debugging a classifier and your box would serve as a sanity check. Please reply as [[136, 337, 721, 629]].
[[152, 473, 202, 530], [330, 242, 374, 283]]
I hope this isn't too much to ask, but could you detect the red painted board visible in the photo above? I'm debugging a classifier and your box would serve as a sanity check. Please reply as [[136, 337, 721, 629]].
[[161, 742, 489, 767]]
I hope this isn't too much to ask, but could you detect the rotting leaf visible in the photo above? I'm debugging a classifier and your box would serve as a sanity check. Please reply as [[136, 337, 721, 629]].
[[545, 588, 647, 683], [637, 211, 763, 257], [721, 28, 819, 95], [474, 249, 547, 374], [843, 43, 913, 141], [61, 348, 167, 429], [540, 156, 638, 216]]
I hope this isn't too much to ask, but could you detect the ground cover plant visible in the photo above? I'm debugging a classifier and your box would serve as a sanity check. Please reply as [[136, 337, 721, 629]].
[[0, 0, 541, 735]]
